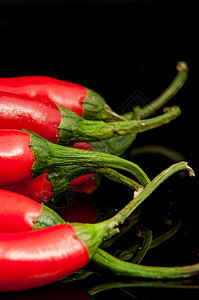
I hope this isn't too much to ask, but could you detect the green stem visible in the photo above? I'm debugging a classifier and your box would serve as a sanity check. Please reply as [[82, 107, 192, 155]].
[[116, 220, 181, 261], [28, 130, 150, 187], [58, 105, 180, 144], [138, 61, 188, 119], [92, 167, 143, 191], [128, 144, 185, 162], [101, 162, 194, 235], [116, 228, 153, 263], [82, 88, 125, 122], [93, 248, 199, 279], [111, 106, 180, 136], [150, 220, 181, 249]]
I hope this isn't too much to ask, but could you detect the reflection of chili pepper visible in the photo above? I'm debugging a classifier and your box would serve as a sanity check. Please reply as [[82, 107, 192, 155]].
[[2, 282, 92, 300], [54, 195, 98, 224], [0, 129, 149, 188], [0, 91, 180, 146]]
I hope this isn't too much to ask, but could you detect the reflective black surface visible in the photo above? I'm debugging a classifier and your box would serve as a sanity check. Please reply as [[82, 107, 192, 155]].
[[0, 1, 198, 298]]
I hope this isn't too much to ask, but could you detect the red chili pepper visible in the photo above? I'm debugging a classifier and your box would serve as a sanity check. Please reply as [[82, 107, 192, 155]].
[[0, 63, 188, 122], [0, 189, 97, 231], [0, 76, 122, 121], [0, 129, 149, 189], [0, 224, 91, 291], [0, 189, 42, 232], [0, 90, 181, 146]]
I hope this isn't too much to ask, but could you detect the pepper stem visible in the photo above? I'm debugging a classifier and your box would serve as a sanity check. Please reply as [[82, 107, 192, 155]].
[[73, 162, 194, 259], [100, 161, 194, 240], [28, 130, 150, 187], [58, 105, 180, 144], [138, 61, 188, 119]]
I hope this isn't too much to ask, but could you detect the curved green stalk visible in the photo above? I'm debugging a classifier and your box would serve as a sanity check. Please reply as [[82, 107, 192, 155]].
[[28, 130, 150, 187], [76, 162, 194, 258], [116, 228, 153, 263], [92, 167, 143, 191], [100, 162, 194, 234], [138, 61, 188, 119]]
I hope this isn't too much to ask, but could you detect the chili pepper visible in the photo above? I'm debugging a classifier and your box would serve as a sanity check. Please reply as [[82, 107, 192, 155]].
[[0, 90, 181, 146], [0, 189, 97, 231], [0, 62, 188, 122], [0, 76, 124, 122], [3, 143, 143, 202], [0, 224, 91, 291], [0, 129, 150, 190], [0, 162, 198, 292]]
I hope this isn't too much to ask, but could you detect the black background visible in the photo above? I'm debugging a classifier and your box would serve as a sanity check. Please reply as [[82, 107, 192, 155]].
[[0, 0, 199, 299]]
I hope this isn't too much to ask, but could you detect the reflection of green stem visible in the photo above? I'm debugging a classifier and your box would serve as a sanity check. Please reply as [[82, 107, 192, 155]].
[[116, 228, 153, 263], [128, 144, 186, 162], [89, 279, 199, 295], [92, 167, 143, 191], [150, 220, 181, 249], [138, 61, 188, 119], [131, 228, 153, 264], [115, 220, 181, 261]]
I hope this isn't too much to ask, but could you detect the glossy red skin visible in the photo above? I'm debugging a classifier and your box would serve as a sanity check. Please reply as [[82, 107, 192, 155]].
[[0, 189, 42, 232], [0, 224, 89, 292], [0, 130, 35, 186], [3, 171, 54, 203], [0, 91, 61, 143], [0, 76, 87, 116]]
